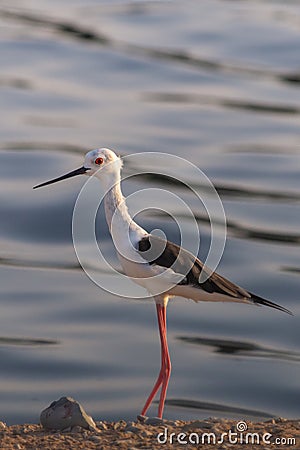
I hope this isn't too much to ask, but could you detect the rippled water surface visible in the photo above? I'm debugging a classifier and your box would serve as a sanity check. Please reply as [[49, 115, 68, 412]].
[[0, 0, 300, 425]]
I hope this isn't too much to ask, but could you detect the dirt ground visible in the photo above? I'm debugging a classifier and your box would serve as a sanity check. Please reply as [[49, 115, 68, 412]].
[[0, 417, 299, 449]]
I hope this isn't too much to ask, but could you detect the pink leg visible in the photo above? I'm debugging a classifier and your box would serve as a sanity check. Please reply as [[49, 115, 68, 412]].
[[157, 305, 171, 418], [140, 303, 171, 418]]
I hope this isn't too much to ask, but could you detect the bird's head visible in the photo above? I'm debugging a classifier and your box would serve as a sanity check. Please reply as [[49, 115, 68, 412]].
[[33, 148, 122, 189]]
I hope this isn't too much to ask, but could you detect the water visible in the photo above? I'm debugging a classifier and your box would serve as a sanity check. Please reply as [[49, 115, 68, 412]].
[[0, 0, 299, 425]]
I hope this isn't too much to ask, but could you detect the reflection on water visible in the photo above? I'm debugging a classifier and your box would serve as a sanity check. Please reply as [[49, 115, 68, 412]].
[[282, 266, 300, 275], [0, 0, 299, 425], [178, 336, 300, 362], [0, 337, 59, 346], [0, 256, 81, 271], [1, 9, 111, 45], [166, 399, 274, 419], [144, 92, 300, 116], [2, 7, 300, 86]]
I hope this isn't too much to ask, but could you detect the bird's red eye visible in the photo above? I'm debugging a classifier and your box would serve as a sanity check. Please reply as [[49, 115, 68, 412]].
[[95, 157, 104, 165]]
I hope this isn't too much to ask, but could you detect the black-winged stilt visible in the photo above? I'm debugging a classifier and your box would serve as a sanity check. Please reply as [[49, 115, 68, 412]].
[[34, 148, 291, 419]]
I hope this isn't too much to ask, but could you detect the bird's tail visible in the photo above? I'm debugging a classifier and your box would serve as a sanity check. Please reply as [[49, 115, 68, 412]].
[[250, 293, 293, 316]]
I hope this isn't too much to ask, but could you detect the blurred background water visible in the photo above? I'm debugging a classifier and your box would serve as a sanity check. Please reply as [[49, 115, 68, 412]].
[[0, 0, 300, 425]]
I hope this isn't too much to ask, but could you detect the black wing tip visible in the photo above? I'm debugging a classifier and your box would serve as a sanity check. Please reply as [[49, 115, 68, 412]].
[[251, 293, 293, 316]]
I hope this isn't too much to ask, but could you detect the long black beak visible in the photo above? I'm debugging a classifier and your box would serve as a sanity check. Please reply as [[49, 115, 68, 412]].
[[33, 166, 90, 189]]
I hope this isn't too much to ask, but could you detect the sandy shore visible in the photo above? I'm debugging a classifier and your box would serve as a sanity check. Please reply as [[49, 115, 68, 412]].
[[0, 417, 299, 449]]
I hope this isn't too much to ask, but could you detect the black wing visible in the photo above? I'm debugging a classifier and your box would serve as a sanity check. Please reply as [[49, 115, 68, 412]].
[[138, 235, 292, 315]]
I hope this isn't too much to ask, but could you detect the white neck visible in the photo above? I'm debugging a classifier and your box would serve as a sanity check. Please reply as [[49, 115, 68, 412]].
[[97, 165, 148, 271], [104, 178, 131, 231], [101, 171, 146, 245]]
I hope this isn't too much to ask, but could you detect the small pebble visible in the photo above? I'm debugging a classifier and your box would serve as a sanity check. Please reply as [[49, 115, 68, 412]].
[[89, 435, 102, 442], [124, 425, 141, 434], [140, 429, 153, 437], [0, 421, 6, 431], [97, 421, 108, 430], [113, 420, 127, 430], [163, 419, 177, 426], [71, 425, 84, 433], [144, 417, 165, 426], [115, 439, 134, 445], [265, 418, 276, 424], [183, 420, 213, 430]]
